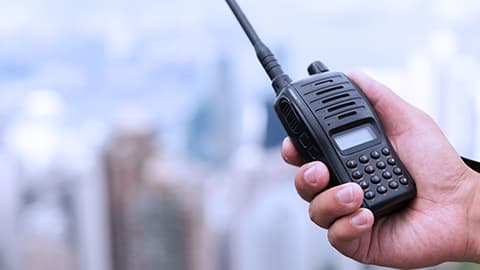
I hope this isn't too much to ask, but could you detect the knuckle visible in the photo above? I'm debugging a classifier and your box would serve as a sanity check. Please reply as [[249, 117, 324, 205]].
[[295, 178, 311, 202], [327, 229, 339, 248], [300, 192, 312, 203], [308, 199, 330, 228], [308, 203, 325, 228], [308, 203, 316, 223]]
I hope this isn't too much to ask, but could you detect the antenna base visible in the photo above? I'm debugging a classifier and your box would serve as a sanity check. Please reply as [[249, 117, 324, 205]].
[[272, 74, 292, 95]]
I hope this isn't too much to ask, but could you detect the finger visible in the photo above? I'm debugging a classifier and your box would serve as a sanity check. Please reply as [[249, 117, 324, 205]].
[[281, 137, 303, 166], [327, 208, 374, 256], [295, 161, 330, 202], [347, 71, 418, 137], [309, 183, 364, 228]]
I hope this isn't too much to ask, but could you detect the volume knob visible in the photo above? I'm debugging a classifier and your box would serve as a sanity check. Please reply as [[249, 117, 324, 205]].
[[307, 61, 329, 75]]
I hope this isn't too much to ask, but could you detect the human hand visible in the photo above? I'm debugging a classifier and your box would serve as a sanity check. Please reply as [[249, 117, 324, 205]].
[[281, 71, 480, 268]]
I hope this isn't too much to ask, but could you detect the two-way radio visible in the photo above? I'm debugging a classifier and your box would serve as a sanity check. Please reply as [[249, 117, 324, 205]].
[[225, 0, 417, 217]]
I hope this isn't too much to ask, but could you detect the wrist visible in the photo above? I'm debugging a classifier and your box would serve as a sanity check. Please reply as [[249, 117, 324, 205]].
[[465, 171, 480, 262]]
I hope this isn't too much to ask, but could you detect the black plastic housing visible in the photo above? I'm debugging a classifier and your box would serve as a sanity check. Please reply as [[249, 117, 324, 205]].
[[274, 70, 417, 218]]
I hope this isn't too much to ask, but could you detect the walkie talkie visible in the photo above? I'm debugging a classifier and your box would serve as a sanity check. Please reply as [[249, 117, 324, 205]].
[[225, 0, 416, 217]]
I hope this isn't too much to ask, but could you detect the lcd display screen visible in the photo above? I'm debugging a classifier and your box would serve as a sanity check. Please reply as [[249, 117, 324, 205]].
[[333, 125, 377, 151]]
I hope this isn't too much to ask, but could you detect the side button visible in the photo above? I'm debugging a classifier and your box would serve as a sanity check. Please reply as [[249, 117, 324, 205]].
[[299, 133, 312, 148], [308, 146, 322, 160]]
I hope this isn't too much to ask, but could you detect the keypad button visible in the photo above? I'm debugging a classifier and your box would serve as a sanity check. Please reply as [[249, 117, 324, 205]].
[[382, 147, 391, 156], [370, 151, 381, 159], [393, 167, 403, 175], [377, 185, 388, 194], [365, 165, 375, 174], [382, 171, 392, 179], [399, 177, 409, 185], [387, 158, 396, 166], [359, 155, 369, 164], [352, 170, 363, 179], [376, 161, 386, 170], [370, 175, 381, 184], [359, 181, 369, 189], [365, 191, 375, 200], [389, 181, 399, 189], [346, 160, 358, 169]]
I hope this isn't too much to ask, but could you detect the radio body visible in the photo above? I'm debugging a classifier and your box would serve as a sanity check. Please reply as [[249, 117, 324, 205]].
[[275, 65, 416, 217]]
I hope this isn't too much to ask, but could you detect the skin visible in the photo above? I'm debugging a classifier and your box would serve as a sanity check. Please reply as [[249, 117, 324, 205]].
[[281, 71, 480, 268]]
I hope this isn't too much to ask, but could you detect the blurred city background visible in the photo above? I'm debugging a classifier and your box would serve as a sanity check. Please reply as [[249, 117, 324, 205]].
[[0, 0, 479, 270]]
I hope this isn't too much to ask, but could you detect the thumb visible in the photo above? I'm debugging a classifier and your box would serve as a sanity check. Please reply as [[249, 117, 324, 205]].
[[348, 71, 417, 138]]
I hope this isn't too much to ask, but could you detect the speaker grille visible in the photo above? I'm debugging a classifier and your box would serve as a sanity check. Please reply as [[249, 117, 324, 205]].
[[315, 85, 344, 96], [338, 111, 357, 119], [322, 93, 350, 104], [327, 101, 356, 112]]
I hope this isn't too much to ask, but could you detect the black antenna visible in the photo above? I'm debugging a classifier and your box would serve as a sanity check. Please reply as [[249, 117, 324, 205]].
[[225, 0, 292, 95]]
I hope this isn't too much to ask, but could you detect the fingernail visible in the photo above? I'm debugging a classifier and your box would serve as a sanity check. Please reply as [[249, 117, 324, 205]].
[[304, 166, 318, 184], [337, 185, 354, 204], [282, 137, 289, 147], [351, 210, 369, 226]]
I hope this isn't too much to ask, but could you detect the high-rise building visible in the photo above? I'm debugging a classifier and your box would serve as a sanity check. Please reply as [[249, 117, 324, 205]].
[[103, 126, 156, 270], [187, 57, 236, 167], [103, 123, 208, 270]]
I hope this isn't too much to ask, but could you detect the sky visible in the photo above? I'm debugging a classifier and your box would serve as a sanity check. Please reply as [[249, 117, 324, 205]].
[[0, 0, 479, 163]]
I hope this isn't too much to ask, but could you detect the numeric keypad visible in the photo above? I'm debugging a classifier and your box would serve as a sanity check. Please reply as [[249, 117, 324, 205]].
[[345, 147, 410, 200]]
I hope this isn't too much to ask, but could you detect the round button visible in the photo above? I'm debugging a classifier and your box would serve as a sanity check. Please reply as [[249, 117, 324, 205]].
[[359, 155, 369, 164], [400, 177, 409, 185], [393, 167, 403, 175], [346, 160, 358, 169], [370, 151, 381, 159], [308, 61, 329, 75], [376, 161, 386, 170], [382, 171, 393, 179], [370, 175, 381, 184], [365, 191, 375, 200], [359, 181, 369, 189], [382, 147, 391, 156], [377, 185, 388, 194], [365, 165, 375, 174], [387, 158, 396, 166], [389, 181, 399, 189], [352, 170, 363, 179]]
